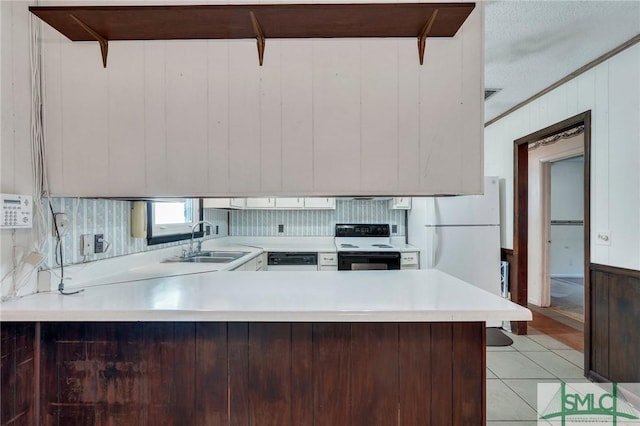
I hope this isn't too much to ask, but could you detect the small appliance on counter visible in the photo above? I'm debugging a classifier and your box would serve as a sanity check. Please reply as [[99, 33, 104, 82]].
[[335, 224, 401, 271]]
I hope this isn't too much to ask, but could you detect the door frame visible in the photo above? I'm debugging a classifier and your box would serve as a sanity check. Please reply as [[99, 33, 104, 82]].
[[512, 111, 591, 342], [541, 149, 585, 307]]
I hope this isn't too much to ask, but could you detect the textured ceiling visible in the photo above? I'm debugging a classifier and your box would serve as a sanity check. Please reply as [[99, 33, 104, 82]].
[[484, 0, 640, 122]]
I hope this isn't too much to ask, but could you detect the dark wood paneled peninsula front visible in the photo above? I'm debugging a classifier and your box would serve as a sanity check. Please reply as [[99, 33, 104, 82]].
[[1, 270, 531, 425]]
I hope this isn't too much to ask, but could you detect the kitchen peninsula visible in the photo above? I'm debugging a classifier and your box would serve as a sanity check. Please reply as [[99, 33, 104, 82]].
[[1, 269, 530, 425]]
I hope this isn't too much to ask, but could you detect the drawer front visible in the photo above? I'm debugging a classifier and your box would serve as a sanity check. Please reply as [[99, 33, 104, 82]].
[[319, 253, 337, 266], [401, 252, 418, 266], [319, 265, 338, 271]]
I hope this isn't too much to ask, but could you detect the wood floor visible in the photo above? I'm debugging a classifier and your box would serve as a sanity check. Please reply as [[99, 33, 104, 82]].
[[527, 304, 584, 352]]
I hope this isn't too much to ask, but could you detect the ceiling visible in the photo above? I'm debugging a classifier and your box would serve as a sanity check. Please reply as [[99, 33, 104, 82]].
[[484, 0, 640, 123]]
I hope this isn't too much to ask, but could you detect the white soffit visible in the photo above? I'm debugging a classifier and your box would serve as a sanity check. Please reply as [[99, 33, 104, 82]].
[[484, 0, 640, 123]]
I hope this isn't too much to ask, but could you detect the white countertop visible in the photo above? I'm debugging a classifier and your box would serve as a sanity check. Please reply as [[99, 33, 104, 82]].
[[1, 269, 531, 323]]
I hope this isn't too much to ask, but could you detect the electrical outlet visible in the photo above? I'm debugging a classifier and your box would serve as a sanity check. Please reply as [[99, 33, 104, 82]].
[[391, 224, 398, 234], [215, 225, 219, 235], [278, 224, 284, 233], [81, 234, 94, 256], [53, 213, 69, 237], [94, 234, 104, 254], [205, 225, 211, 236], [596, 230, 611, 246]]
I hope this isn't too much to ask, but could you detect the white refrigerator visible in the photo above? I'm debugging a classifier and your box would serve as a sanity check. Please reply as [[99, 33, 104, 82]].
[[408, 176, 502, 325]]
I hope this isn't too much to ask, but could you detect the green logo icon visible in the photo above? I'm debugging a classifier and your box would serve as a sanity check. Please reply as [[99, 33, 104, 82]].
[[538, 382, 640, 425]]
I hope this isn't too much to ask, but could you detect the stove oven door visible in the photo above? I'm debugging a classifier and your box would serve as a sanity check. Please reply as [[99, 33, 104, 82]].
[[337, 252, 401, 271]]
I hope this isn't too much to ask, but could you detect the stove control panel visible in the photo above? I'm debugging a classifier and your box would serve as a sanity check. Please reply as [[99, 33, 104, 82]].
[[1, 193, 33, 229], [335, 224, 389, 237]]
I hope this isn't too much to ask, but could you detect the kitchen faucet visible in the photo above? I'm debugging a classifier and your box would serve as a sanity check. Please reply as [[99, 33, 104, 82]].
[[188, 220, 215, 256]]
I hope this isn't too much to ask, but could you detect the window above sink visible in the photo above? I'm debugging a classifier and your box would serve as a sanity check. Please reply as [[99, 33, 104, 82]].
[[147, 198, 203, 245]]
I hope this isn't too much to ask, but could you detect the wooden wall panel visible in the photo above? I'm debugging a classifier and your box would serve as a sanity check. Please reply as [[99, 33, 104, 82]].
[[591, 270, 609, 377], [228, 323, 250, 426], [398, 323, 432, 424], [3, 321, 488, 425], [350, 323, 398, 425], [248, 323, 291, 426], [0, 323, 35, 426], [312, 323, 351, 425], [280, 41, 313, 194], [589, 264, 640, 383], [607, 272, 640, 381], [290, 324, 313, 425], [430, 323, 453, 426], [360, 40, 399, 193], [194, 322, 228, 426], [452, 323, 485, 425], [140, 322, 175, 425]]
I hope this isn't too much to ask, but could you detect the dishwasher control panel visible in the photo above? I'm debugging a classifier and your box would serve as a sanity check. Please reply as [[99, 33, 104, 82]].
[[268, 252, 318, 266], [1, 193, 33, 229]]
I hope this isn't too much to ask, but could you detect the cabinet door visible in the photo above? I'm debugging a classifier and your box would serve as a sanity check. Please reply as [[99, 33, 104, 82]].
[[318, 252, 337, 271], [318, 252, 337, 266], [275, 198, 305, 209], [234, 256, 258, 271], [255, 253, 267, 271], [203, 198, 246, 209], [389, 197, 412, 210], [229, 198, 246, 209], [245, 198, 275, 209], [304, 197, 336, 209], [203, 198, 231, 208], [401, 252, 419, 269]]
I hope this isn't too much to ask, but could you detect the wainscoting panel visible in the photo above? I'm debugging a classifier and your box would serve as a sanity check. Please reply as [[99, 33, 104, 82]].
[[0, 321, 487, 426], [589, 263, 640, 382], [0, 323, 36, 426]]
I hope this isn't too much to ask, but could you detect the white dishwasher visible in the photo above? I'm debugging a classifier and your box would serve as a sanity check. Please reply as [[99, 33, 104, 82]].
[[267, 252, 318, 271]]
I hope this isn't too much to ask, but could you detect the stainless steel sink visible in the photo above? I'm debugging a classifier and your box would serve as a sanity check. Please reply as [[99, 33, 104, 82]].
[[177, 256, 236, 263], [165, 251, 250, 264], [195, 251, 250, 258]]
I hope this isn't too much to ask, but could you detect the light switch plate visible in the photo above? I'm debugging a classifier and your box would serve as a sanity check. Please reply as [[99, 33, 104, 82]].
[[596, 230, 611, 246]]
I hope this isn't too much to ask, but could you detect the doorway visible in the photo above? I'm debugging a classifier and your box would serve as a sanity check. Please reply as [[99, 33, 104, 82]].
[[547, 155, 585, 321], [511, 111, 591, 338]]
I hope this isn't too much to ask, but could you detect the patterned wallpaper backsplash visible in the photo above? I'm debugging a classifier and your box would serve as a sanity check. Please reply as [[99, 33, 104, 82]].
[[42, 198, 228, 269], [39, 198, 402, 269], [230, 199, 405, 237]]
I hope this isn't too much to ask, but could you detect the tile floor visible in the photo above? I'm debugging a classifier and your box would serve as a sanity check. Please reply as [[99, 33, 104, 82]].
[[487, 329, 589, 425]]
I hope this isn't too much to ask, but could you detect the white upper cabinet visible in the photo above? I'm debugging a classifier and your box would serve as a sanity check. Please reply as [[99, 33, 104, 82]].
[[42, 5, 483, 197], [389, 197, 412, 210], [304, 197, 336, 209], [275, 198, 305, 209], [202, 198, 246, 209], [245, 198, 276, 209]]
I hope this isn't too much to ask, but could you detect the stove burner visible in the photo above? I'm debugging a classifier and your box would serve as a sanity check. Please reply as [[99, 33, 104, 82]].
[[372, 244, 393, 248], [340, 243, 359, 248]]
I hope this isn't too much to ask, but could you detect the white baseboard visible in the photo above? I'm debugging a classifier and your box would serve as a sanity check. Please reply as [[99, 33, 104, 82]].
[[550, 274, 584, 279]]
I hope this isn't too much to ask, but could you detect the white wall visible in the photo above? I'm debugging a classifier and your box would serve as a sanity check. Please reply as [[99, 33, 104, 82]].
[[1, 1, 39, 298], [550, 156, 584, 278], [38, 1, 484, 197], [485, 43, 640, 293]]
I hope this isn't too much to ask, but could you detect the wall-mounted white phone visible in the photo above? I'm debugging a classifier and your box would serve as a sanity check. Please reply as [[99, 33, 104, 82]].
[[1, 193, 33, 229]]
